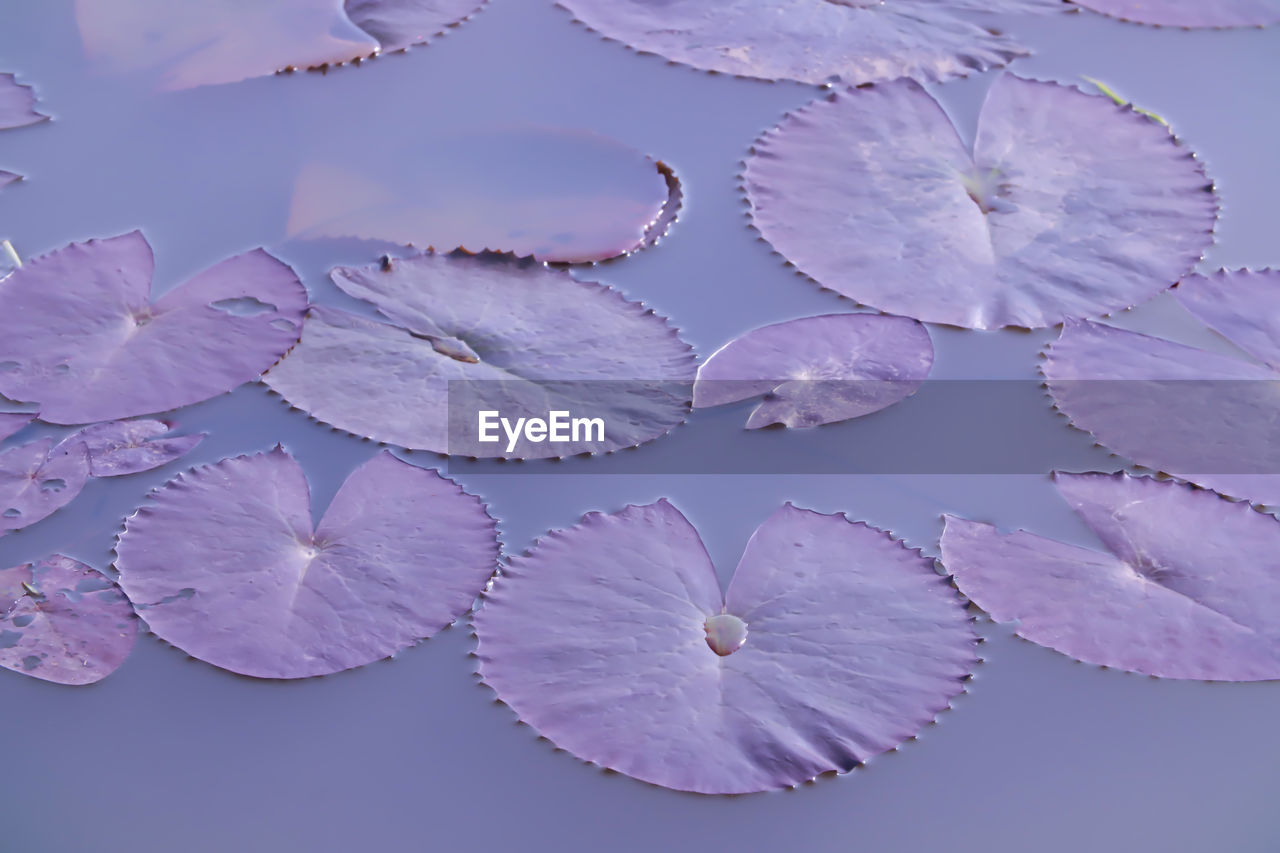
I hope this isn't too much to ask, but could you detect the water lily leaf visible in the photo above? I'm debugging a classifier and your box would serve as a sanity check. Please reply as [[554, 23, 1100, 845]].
[[0, 232, 307, 425], [287, 128, 680, 263], [0, 439, 90, 535], [114, 449, 498, 679], [557, 0, 1061, 86], [1043, 274, 1280, 506], [0, 413, 35, 444], [694, 313, 933, 429], [0, 171, 19, 193], [57, 419, 204, 478], [342, 0, 487, 52], [0, 555, 137, 685], [474, 500, 976, 794], [941, 472, 1280, 681], [1070, 0, 1280, 27], [0, 73, 48, 130], [264, 251, 695, 457], [744, 74, 1217, 329]]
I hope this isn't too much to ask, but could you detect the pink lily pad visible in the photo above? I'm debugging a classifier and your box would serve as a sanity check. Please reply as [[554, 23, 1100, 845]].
[[57, 419, 204, 478], [941, 472, 1280, 681], [0, 555, 137, 685], [264, 251, 695, 457], [287, 127, 680, 264], [0, 232, 307, 425], [114, 449, 498, 679], [1070, 0, 1280, 27], [0, 438, 90, 535], [474, 500, 976, 794], [0, 73, 48, 130], [744, 74, 1217, 329], [557, 0, 1062, 86], [342, 0, 487, 52], [693, 313, 933, 428]]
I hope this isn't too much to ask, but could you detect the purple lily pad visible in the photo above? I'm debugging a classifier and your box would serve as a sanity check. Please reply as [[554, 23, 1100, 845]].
[[114, 449, 498, 679], [1070, 0, 1280, 27], [0, 412, 35, 443], [264, 251, 695, 457], [57, 419, 204, 478], [744, 74, 1217, 329], [557, 0, 1062, 86], [0, 555, 137, 685], [694, 313, 933, 428], [287, 127, 681, 264], [941, 472, 1280, 681], [0, 232, 307, 425], [342, 0, 487, 52], [0, 73, 48, 130], [474, 500, 976, 794], [0, 439, 90, 535], [1043, 273, 1280, 507]]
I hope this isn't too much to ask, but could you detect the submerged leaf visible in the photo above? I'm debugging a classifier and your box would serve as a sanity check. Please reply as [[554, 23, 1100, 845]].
[[744, 75, 1216, 329], [342, 0, 486, 52], [1070, 0, 1280, 27], [1044, 270, 1280, 506], [694, 313, 933, 428], [287, 127, 680, 263], [0, 555, 137, 685], [265, 251, 695, 457], [0, 439, 90, 535], [474, 501, 976, 794], [557, 0, 1062, 86], [941, 472, 1280, 681], [0, 232, 307, 425], [57, 419, 204, 477], [0, 73, 49, 130], [114, 449, 498, 679]]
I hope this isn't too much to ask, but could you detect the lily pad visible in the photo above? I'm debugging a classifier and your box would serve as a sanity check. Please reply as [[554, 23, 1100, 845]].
[[287, 127, 680, 263], [694, 313, 933, 428], [0, 555, 137, 685], [342, 0, 487, 52], [0, 72, 48, 130], [1070, 0, 1280, 28], [941, 472, 1280, 681], [744, 74, 1217, 329], [57, 419, 204, 477], [0, 232, 307, 425], [264, 251, 695, 457], [474, 500, 976, 794], [0, 412, 34, 444], [0, 439, 90, 535], [1043, 272, 1280, 506], [557, 0, 1061, 86], [114, 449, 498, 679]]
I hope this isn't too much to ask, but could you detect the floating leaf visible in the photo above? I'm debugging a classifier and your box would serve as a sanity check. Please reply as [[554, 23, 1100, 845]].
[[694, 313, 933, 428], [0, 439, 89, 535], [0, 555, 137, 685], [0, 73, 48, 130], [265, 251, 695, 457], [57, 419, 204, 478], [744, 75, 1216, 329], [1044, 273, 1280, 506], [941, 472, 1280, 681], [0, 413, 34, 444], [287, 128, 680, 263], [1070, 0, 1280, 28], [557, 0, 1061, 86], [114, 449, 498, 679], [0, 171, 19, 194], [0, 232, 306, 425], [474, 500, 976, 794], [342, 0, 487, 52]]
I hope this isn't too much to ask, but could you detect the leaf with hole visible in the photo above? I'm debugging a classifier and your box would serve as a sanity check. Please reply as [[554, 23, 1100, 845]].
[[0, 438, 89, 535]]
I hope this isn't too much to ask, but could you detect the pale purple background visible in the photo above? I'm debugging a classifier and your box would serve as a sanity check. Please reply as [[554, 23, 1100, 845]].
[[1, 2, 1278, 851]]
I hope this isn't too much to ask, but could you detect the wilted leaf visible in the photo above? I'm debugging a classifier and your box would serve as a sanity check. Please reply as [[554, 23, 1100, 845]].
[[1070, 0, 1280, 27], [342, 0, 486, 52], [557, 0, 1062, 86], [0, 439, 89, 535], [0, 555, 137, 685], [114, 449, 498, 679], [694, 313, 933, 428], [0, 232, 307, 425], [474, 500, 976, 794], [57, 419, 205, 477], [0, 72, 48, 130], [941, 472, 1280, 681], [287, 127, 680, 263], [744, 75, 1217, 329], [264, 251, 695, 457]]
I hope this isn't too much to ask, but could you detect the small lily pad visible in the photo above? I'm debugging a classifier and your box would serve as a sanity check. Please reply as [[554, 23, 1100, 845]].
[[0, 438, 90, 535]]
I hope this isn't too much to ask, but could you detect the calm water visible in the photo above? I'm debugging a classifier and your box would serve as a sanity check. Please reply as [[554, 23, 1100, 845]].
[[1, 3, 1278, 851]]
